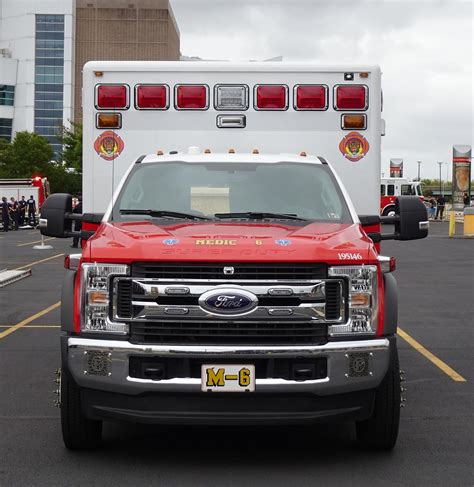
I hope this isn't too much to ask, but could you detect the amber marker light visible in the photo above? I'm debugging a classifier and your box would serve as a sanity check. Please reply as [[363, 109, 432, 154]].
[[350, 293, 371, 307], [88, 291, 108, 305], [96, 113, 121, 129], [341, 114, 367, 130]]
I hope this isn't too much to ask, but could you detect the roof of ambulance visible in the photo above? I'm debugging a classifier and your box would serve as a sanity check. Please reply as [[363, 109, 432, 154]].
[[83, 60, 380, 74], [139, 152, 326, 165]]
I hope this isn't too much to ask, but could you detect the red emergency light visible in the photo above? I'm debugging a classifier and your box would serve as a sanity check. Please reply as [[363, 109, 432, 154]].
[[175, 85, 209, 110], [96, 84, 129, 109], [135, 84, 168, 109], [294, 85, 328, 110], [254, 85, 288, 110], [334, 85, 368, 110]]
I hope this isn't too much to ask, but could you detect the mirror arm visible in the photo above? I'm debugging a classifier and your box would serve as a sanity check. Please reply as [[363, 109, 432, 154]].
[[380, 215, 400, 224]]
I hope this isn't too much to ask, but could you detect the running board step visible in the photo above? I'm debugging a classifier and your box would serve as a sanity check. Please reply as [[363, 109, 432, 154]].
[[0, 269, 32, 287]]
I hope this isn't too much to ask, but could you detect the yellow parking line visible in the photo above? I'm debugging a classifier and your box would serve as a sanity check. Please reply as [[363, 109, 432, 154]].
[[0, 326, 60, 329], [14, 253, 64, 270], [398, 327, 466, 382], [0, 303, 61, 340], [17, 237, 56, 247]]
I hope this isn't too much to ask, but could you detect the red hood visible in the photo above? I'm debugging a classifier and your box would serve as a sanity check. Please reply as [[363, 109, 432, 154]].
[[84, 220, 377, 265]]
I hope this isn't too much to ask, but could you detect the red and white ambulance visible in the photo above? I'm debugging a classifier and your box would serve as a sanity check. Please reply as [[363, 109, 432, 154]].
[[39, 62, 428, 451]]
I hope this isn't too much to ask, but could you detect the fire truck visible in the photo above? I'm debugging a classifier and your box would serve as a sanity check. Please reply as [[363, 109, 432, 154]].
[[380, 177, 423, 216], [39, 62, 428, 451], [0, 176, 50, 208]]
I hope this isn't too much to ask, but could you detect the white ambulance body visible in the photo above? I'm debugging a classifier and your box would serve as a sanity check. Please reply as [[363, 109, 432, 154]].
[[82, 62, 383, 215]]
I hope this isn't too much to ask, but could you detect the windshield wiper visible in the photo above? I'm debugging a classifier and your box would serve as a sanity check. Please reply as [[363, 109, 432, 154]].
[[119, 209, 211, 220], [214, 212, 308, 221]]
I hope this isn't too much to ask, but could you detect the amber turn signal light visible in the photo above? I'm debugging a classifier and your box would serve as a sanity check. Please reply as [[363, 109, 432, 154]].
[[341, 114, 367, 130], [96, 113, 122, 129]]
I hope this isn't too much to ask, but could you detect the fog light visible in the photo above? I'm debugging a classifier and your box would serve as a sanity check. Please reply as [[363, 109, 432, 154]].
[[347, 352, 370, 377], [85, 351, 111, 376]]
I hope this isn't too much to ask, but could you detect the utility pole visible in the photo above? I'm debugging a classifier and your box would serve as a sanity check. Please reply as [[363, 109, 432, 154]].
[[417, 160, 422, 181], [437, 162, 443, 196]]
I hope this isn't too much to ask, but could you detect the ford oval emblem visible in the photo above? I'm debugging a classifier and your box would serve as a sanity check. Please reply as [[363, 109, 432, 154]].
[[199, 288, 258, 316]]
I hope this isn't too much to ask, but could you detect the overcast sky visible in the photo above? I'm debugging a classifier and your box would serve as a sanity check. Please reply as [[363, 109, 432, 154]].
[[170, 0, 472, 179]]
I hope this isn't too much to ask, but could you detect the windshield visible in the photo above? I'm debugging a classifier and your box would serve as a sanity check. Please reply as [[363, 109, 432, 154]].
[[111, 161, 352, 223]]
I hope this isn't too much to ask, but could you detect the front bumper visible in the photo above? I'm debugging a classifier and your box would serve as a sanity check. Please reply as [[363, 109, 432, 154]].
[[66, 337, 391, 396]]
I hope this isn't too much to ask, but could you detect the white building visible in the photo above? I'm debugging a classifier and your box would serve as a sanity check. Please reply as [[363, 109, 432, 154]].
[[0, 0, 74, 154]]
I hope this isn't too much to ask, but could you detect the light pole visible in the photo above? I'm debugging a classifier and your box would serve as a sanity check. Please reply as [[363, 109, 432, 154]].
[[437, 162, 443, 196], [417, 160, 422, 181]]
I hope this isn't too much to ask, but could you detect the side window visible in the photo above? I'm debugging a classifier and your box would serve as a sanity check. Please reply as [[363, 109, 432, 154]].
[[401, 184, 414, 196], [387, 184, 395, 196], [380, 184, 386, 196]]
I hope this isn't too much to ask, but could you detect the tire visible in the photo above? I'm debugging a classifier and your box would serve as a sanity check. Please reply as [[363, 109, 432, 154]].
[[61, 368, 102, 450], [382, 206, 396, 217], [356, 345, 400, 450]]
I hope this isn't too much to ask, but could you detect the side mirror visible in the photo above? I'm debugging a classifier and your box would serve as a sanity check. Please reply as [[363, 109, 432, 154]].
[[360, 196, 429, 243], [394, 196, 429, 240], [38, 193, 73, 238]]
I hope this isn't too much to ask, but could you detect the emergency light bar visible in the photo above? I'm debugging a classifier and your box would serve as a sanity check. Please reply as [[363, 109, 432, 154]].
[[334, 85, 368, 110], [254, 85, 288, 110], [135, 84, 169, 109], [175, 84, 209, 110], [95, 84, 129, 109], [294, 85, 328, 110]]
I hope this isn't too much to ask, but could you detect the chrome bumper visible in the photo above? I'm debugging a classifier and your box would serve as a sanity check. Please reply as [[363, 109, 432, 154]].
[[67, 337, 390, 396]]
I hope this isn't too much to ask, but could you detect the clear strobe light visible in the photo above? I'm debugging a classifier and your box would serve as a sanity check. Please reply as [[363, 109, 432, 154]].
[[214, 85, 249, 110]]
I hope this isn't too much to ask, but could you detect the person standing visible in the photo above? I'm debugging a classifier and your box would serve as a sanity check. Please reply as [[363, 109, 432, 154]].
[[435, 194, 446, 220], [1, 196, 9, 231], [9, 197, 19, 230], [463, 192, 470, 207], [428, 197, 436, 220], [18, 196, 27, 226], [71, 195, 83, 248], [27, 195, 36, 227]]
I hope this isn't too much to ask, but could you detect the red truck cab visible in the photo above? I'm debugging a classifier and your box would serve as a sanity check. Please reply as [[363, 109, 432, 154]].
[[40, 150, 428, 451]]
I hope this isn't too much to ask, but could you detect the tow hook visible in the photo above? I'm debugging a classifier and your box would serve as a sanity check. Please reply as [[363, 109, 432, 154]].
[[53, 368, 61, 408], [400, 369, 406, 408]]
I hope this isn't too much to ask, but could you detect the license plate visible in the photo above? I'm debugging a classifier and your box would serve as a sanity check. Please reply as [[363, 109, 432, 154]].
[[201, 364, 255, 392]]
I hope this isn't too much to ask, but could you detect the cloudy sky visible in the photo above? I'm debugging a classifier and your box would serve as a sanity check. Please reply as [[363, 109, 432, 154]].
[[170, 0, 472, 179]]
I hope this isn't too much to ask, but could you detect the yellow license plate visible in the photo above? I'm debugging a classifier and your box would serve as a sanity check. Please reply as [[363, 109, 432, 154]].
[[201, 364, 255, 392]]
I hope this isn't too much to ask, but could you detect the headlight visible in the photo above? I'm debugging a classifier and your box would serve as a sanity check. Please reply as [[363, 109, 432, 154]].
[[328, 265, 378, 336], [81, 263, 129, 334]]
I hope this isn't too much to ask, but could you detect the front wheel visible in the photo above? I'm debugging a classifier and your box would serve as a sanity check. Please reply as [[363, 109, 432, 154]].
[[356, 346, 400, 450], [60, 368, 102, 450], [382, 206, 396, 217]]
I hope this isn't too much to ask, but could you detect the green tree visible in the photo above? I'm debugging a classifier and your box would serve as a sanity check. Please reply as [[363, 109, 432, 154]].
[[0, 131, 53, 178], [57, 122, 82, 174], [0, 130, 81, 195]]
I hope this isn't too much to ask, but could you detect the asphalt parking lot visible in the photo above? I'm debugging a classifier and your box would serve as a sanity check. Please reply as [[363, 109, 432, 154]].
[[0, 223, 472, 486]]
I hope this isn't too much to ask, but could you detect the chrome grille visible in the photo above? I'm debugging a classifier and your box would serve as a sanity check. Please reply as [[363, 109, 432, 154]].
[[113, 263, 346, 345]]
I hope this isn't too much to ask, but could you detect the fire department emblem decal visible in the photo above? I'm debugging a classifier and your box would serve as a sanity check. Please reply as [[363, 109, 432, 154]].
[[339, 131, 370, 162], [94, 131, 124, 161]]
